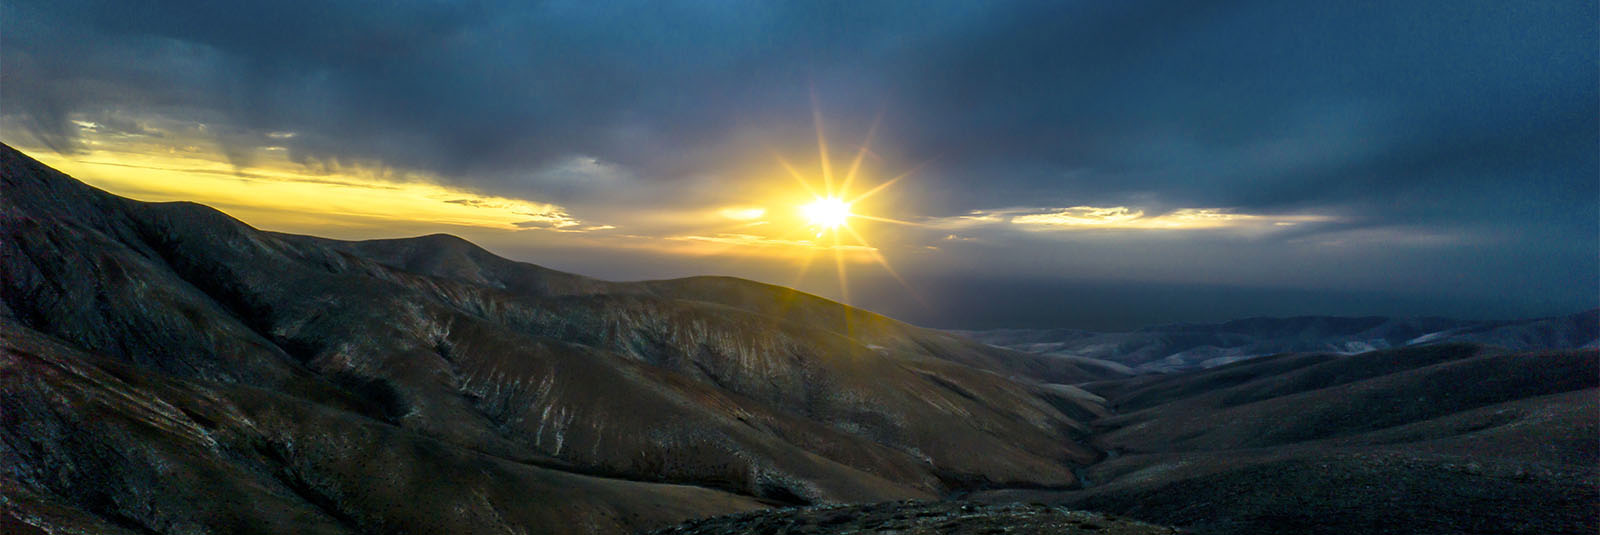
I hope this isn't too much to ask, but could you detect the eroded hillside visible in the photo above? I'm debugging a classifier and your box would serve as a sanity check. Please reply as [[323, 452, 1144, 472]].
[[975, 343, 1599, 534], [0, 143, 1117, 533]]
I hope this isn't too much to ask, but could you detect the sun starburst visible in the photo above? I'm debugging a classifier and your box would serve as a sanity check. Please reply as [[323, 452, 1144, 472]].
[[801, 197, 852, 233], [767, 102, 924, 304]]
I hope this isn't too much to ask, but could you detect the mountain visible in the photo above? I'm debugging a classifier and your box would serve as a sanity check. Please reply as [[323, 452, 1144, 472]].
[[3, 143, 1594, 535], [0, 143, 1122, 534], [955, 310, 1599, 372], [648, 501, 1180, 534], [975, 342, 1599, 534]]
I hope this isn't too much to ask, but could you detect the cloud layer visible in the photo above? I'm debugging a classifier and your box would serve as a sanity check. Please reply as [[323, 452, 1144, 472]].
[[3, 0, 1595, 326]]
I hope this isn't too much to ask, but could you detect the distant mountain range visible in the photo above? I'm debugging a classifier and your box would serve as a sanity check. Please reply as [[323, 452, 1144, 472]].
[[954, 310, 1598, 373], [2, 143, 1594, 535]]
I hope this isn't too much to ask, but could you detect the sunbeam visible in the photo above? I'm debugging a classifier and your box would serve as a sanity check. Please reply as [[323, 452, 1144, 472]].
[[769, 104, 921, 304]]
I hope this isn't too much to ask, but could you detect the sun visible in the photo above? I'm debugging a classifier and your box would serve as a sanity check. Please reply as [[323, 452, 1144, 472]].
[[754, 102, 926, 304], [801, 197, 852, 231]]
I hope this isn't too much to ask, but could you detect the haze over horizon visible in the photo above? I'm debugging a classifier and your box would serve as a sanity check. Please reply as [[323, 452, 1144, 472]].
[[4, 1, 1595, 329]]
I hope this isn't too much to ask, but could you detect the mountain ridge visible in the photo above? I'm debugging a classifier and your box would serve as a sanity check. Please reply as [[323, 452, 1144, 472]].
[[0, 143, 1121, 533], [3, 143, 1594, 534]]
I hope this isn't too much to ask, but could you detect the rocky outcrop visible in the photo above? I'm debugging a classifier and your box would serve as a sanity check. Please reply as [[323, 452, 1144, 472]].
[[650, 501, 1182, 535]]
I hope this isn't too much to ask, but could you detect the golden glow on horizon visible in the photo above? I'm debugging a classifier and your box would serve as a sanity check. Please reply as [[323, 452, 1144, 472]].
[[19, 144, 581, 236], [11, 110, 941, 293], [5, 114, 920, 268]]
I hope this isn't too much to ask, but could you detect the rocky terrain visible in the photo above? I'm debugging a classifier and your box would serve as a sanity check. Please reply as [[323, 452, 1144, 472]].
[[3, 143, 1595, 534], [0, 143, 1120, 533], [956, 311, 1598, 372], [649, 501, 1181, 535], [975, 343, 1599, 534]]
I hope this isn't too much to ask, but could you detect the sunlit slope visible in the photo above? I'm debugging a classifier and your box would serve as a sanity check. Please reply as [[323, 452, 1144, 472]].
[[0, 143, 1116, 533]]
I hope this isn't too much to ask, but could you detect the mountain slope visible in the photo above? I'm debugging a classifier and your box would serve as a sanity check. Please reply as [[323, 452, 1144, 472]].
[[0, 143, 1114, 533], [975, 343, 1599, 534], [7, 143, 1590, 535], [649, 501, 1181, 535], [1, 322, 767, 534]]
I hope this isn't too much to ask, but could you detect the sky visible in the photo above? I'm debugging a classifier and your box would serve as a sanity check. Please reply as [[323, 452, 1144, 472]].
[[3, 1, 1596, 330]]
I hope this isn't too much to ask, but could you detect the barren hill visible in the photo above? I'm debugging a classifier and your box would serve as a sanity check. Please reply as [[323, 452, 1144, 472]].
[[0, 143, 1117, 533]]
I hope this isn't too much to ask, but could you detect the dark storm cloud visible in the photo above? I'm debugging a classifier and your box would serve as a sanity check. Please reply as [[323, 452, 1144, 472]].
[[5, 1, 939, 184], [7, 1, 1594, 210], [3, 0, 1595, 324], [884, 3, 1596, 230]]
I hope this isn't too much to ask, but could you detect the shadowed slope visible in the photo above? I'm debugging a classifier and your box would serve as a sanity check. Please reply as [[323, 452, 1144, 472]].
[[974, 343, 1599, 534], [650, 501, 1181, 535], [0, 322, 767, 534]]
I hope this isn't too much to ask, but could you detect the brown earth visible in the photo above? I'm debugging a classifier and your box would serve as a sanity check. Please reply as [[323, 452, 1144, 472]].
[[0, 143, 1116, 533], [4, 142, 1593, 535], [974, 344, 1599, 534], [648, 501, 1182, 535]]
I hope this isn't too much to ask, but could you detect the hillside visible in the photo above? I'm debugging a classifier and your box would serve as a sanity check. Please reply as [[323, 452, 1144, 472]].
[[649, 501, 1181, 535], [0, 143, 1119, 533], [3, 142, 1594, 535], [975, 343, 1599, 534]]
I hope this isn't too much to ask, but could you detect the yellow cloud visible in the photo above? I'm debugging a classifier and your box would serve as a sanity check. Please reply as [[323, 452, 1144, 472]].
[[10, 121, 589, 237], [1017, 205, 1331, 230], [1011, 206, 1146, 227], [930, 205, 1335, 232], [718, 206, 767, 220], [1012, 206, 1332, 230]]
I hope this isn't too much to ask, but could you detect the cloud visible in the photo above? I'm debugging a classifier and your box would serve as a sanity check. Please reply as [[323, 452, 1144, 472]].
[[512, 217, 581, 230], [512, 155, 638, 202], [4, 1, 1592, 228], [1012, 206, 1146, 227], [719, 207, 767, 221], [15, 121, 590, 234], [1013, 206, 1336, 231], [1285, 226, 1467, 248], [924, 206, 1336, 233], [1, 0, 1593, 322]]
